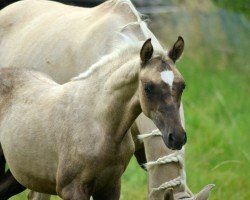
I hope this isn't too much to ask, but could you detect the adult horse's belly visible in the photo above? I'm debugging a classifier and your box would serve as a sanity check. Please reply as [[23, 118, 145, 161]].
[[0, 104, 58, 194]]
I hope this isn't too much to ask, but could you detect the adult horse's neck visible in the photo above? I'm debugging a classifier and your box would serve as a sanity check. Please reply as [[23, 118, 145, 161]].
[[72, 45, 142, 143], [93, 0, 164, 55]]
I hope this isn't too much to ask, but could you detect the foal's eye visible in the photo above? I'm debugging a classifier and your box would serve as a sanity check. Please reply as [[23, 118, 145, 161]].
[[144, 83, 154, 95], [176, 83, 186, 93]]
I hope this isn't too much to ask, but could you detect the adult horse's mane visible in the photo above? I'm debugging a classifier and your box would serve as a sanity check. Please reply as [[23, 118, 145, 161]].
[[71, 0, 165, 81], [112, 0, 149, 36]]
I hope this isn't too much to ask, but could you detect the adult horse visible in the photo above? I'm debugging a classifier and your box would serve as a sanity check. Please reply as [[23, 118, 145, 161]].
[[0, 0, 212, 199], [0, 36, 186, 200]]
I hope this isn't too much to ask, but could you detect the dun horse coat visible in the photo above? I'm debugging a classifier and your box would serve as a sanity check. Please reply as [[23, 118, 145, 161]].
[[0, 39, 185, 199]]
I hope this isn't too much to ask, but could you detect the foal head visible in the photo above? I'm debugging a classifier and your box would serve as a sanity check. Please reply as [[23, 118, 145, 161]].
[[138, 37, 186, 150]]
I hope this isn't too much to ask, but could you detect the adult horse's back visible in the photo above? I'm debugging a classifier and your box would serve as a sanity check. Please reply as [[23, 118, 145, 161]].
[[0, 0, 162, 83]]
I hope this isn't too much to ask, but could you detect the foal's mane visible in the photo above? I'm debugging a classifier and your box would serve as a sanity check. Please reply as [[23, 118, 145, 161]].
[[71, 41, 165, 82], [71, 43, 142, 81]]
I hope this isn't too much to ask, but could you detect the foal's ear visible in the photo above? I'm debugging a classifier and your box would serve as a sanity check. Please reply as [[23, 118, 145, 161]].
[[168, 36, 184, 63], [140, 38, 153, 65], [164, 188, 174, 200]]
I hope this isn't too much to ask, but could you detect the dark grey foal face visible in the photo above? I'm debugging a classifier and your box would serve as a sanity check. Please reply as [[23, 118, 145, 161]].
[[139, 37, 186, 150]]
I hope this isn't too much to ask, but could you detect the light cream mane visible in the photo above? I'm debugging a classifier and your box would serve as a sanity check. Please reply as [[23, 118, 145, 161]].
[[71, 43, 141, 81], [112, 0, 149, 37]]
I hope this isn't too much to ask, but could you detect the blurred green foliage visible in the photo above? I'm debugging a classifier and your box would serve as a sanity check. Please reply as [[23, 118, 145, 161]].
[[213, 0, 250, 18]]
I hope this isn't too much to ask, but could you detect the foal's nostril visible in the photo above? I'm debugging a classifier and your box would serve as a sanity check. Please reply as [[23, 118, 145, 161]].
[[165, 131, 186, 150], [168, 133, 174, 143], [168, 131, 186, 146]]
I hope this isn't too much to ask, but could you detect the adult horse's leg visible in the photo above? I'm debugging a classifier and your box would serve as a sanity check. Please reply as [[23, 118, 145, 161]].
[[134, 147, 147, 170], [0, 170, 26, 200], [131, 124, 147, 170]]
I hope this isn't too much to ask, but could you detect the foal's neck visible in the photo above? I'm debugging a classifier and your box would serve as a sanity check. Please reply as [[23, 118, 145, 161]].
[[83, 48, 142, 143]]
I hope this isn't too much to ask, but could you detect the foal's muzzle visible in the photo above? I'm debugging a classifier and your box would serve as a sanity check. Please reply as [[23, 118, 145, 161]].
[[163, 130, 187, 150]]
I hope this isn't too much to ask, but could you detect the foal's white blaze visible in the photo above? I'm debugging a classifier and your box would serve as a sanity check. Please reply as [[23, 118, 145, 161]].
[[160, 70, 174, 87]]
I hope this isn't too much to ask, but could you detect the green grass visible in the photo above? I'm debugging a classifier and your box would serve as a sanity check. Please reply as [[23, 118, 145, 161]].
[[180, 56, 249, 200], [10, 54, 249, 200]]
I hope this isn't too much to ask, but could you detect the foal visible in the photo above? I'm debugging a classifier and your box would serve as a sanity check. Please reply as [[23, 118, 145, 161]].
[[0, 39, 186, 199]]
